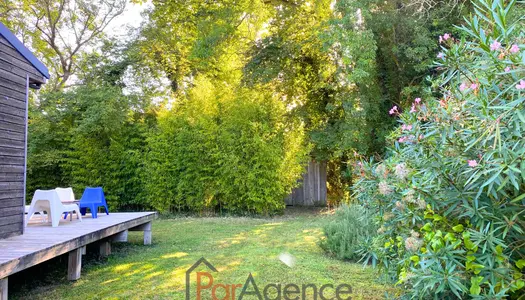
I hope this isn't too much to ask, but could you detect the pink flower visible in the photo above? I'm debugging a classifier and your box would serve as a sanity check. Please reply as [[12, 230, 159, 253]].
[[516, 80, 525, 90], [398, 136, 408, 143], [459, 83, 467, 91], [437, 52, 445, 59], [490, 40, 501, 51], [470, 83, 478, 90], [468, 160, 478, 167], [443, 33, 451, 41], [401, 124, 413, 131], [504, 66, 511, 72], [510, 44, 519, 54], [410, 104, 417, 113], [439, 36, 443, 43], [414, 97, 421, 104], [389, 105, 399, 115], [439, 99, 447, 107]]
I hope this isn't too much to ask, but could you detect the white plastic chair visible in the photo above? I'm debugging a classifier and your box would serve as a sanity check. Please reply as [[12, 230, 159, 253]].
[[55, 187, 75, 202], [26, 190, 82, 227], [24, 205, 47, 223], [55, 187, 76, 220]]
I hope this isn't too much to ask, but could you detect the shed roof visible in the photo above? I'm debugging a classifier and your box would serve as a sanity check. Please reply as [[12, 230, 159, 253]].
[[0, 22, 50, 79]]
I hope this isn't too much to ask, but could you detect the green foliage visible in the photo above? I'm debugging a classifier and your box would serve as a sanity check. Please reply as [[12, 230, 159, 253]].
[[241, 0, 468, 203], [137, 0, 471, 205], [349, 1, 525, 297], [27, 85, 153, 210], [139, 0, 270, 91], [321, 204, 378, 261], [145, 76, 308, 214], [18, 0, 479, 214]]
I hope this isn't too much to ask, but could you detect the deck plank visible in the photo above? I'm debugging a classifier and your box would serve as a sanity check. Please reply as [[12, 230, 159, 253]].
[[0, 212, 157, 279]]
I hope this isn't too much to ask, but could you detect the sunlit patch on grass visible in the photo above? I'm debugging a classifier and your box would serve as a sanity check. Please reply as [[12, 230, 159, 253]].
[[144, 271, 164, 280], [124, 264, 155, 277], [217, 259, 242, 272], [113, 263, 135, 272], [161, 252, 188, 259], [101, 278, 120, 285], [259, 222, 283, 226], [159, 265, 192, 289], [303, 235, 317, 243], [218, 232, 248, 248]]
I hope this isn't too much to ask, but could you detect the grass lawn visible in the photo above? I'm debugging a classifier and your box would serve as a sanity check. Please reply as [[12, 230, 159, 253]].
[[9, 208, 396, 299]]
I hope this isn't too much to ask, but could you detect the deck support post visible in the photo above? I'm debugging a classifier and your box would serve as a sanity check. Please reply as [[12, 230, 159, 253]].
[[0, 277, 7, 300], [112, 230, 128, 242], [67, 248, 82, 281], [80, 245, 86, 255], [99, 240, 111, 256], [143, 221, 152, 245], [129, 221, 152, 245]]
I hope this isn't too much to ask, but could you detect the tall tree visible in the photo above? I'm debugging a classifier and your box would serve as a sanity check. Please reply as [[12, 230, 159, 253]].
[[138, 0, 271, 92], [0, 0, 127, 90]]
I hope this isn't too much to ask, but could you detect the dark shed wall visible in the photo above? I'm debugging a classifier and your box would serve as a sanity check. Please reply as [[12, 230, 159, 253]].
[[0, 35, 36, 239]]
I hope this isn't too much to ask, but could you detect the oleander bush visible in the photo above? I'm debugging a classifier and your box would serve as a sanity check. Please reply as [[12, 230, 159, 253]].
[[350, 0, 525, 298]]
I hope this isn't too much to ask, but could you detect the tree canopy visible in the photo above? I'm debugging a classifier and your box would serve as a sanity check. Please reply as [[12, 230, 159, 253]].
[[1, 0, 474, 209]]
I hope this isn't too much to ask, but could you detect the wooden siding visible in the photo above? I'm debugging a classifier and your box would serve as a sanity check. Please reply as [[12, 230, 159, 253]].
[[0, 38, 46, 84], [286, 161, 327, 206], [0, 35, 32, 239]]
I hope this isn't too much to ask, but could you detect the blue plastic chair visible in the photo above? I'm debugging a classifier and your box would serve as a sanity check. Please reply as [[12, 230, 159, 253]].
[[79, 187, 109, 218]]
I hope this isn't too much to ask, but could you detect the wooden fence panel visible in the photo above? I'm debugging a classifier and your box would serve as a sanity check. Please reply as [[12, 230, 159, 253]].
[[285, 161, 327, 206]]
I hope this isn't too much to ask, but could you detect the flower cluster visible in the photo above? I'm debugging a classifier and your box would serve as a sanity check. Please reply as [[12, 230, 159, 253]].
[[405, 236, 423, 252], [389, 105, 399, 115], [459, 82, 479, 92], [439, 33, 451, 43], [375, 163, 387, 178], [490, 39, 501, 51], [468, 160, 478, 167], [378, 181, 393, 195], [409, 98, 422, 113], [402, 124, 413, 131], [394, 163, 409, 180], [517, 79, 525, 90]]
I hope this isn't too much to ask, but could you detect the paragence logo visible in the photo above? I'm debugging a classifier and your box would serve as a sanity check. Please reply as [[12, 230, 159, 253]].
[[186, 257, 353, 300]]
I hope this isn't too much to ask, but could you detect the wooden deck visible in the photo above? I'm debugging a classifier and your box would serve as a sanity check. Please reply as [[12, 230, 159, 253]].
[[0, 212, 157, 299]]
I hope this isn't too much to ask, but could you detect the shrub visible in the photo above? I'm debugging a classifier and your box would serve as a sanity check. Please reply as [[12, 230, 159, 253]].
[[351, 0, 525, 298], [144, 76, 308, 214], [27, 86, 151, 210], [321, 204, 377, 262]]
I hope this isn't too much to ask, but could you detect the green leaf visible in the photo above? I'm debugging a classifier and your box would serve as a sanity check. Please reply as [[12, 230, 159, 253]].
[[452, 224, 464, 232], [517, 259, 525, 269], [511, 193, 525, 203], [410, 255, 419, 264], [421, 223, 432, 232], [512, 280, 525, 291], [470, 276, 484, 295]]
